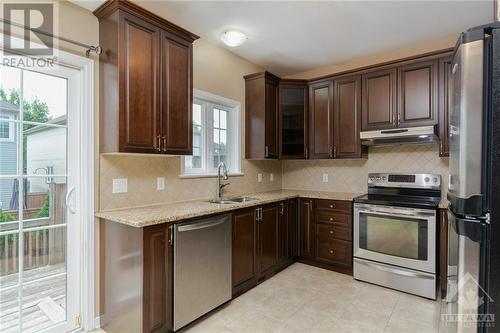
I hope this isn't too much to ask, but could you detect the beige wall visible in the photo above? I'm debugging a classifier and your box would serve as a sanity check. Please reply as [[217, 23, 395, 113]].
[[283, 144, 449, 199], [98, 38, 282, 211], [285, 34, 458, 80]]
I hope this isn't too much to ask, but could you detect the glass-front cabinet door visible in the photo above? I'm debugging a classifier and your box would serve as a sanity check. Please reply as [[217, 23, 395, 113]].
[[354, 204, 436, 273], [278, 81, 308, 159]]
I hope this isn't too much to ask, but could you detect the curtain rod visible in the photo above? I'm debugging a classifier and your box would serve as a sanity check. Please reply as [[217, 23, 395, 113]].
[[1, 18, 102, 58]]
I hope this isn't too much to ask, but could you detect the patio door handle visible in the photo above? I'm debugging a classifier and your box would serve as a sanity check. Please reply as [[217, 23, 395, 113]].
[[65, 186, 76, 214]]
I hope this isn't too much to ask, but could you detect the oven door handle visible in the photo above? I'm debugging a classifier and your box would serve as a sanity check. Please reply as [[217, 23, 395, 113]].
[[357, 209, 435, 218], [355, 259, 434, 279]]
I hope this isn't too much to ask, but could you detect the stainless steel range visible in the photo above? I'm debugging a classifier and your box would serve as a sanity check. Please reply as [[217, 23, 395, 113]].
[[353, 173, 441, 299]]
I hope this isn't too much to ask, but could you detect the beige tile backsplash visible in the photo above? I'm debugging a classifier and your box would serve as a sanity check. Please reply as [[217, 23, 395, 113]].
[[99, 155, 282, 211], [282, 144, 449, 198], [100, 144, 449, 211]]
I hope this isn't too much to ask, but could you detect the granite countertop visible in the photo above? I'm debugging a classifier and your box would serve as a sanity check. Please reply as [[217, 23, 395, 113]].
[[95, 190, 362, 228]]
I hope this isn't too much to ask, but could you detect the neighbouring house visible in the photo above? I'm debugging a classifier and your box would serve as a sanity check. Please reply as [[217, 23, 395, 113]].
[[25, 115, 67, 193], [0, 101, 18, 210]]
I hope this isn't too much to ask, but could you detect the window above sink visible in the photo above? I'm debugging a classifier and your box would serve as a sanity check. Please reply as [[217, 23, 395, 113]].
[[181, 89, 241, 177]]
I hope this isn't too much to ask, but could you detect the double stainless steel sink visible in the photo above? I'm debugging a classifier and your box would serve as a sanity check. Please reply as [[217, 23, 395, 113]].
[[208, 196, 257, 204]]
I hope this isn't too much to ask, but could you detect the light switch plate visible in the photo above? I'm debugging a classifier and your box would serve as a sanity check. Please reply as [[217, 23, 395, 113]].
[[258, 173, 263, 183], [322, 173, 329, 183], [112, 178, 128, 193], [270, 173, 274, 182], [157, 177, 165, 190]]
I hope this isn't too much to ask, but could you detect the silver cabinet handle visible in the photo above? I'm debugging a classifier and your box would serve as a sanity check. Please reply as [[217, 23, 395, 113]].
[[156, 135, 161, 152], [162, 136, 167, 152], [265, 146, 269, 158], [65, 186, 76, 214]]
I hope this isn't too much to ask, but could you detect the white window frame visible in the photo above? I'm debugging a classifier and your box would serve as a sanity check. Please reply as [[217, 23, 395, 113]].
[[181, 89, 242, 177], [0, 114, 15, 142], [0, 33, 96, 331]]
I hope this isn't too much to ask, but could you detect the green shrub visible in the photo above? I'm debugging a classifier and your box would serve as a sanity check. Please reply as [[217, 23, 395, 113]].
[[0, 209, 15, 222], [35, 194, 50, 218]]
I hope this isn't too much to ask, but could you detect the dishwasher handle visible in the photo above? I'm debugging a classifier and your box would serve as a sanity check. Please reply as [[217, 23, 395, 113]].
[[177, 217, 228, 232]]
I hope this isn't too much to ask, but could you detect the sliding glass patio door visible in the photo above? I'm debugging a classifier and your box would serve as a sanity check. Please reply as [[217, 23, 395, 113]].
[[0, 59, 82, 332]]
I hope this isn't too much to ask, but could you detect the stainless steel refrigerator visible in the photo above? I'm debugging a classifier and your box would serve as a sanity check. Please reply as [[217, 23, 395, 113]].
[[446, 22, 500, 333]]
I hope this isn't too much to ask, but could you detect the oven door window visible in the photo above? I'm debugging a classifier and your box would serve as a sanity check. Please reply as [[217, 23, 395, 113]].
[[359, 213, 428, 260]]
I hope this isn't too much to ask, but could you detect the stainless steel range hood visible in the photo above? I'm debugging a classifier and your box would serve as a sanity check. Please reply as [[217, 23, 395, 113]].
[[360, 125, 438, 146]]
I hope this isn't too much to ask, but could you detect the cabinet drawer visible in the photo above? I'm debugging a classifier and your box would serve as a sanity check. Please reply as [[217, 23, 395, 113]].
[[316, 199, 352, 213], [316, 238, 352, 266], [316, 224, 351, 241], [316, 211, 351, 227]]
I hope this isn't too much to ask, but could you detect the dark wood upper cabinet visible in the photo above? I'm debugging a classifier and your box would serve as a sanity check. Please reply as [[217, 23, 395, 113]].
[[120, 13, 160, 153], [279, 80, 309, 159], [439, 57, 452, 157], [333, 75, 366, 159], [258, 204, 279, 276], [309, 81, 334, 158], [143, 224, 173, 333], [95, 0, 198, 154], [244, 72, 280, 159], [232, 208, 257, 293], [397, 59, 439, 127], [361, 68, 397, 131], [160, 31, 193, 155]]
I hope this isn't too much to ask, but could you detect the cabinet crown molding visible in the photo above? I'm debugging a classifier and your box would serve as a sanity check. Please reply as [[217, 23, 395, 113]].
[[93, 0, 199, 43]]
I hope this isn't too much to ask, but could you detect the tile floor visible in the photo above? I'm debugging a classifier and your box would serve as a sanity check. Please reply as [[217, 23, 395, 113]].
[[179, 263, 444, 333]]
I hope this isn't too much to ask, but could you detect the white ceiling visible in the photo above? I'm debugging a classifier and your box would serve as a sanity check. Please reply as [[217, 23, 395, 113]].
[[75, 1, 493, 76]]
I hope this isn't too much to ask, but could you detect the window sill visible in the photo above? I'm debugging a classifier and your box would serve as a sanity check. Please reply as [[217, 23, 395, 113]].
[[179, 172, 244, 179]]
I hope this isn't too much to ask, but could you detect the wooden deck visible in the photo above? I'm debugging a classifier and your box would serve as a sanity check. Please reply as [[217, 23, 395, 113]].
[[0, 264, 66, 333]]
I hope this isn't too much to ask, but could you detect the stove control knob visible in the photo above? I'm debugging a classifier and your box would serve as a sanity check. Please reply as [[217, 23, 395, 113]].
[[424, 177, 430, 183], [382, 176, 387, 181], [369, 176, 374, 181], [376, 176, 381, 181], [433, 177, 438, 183]]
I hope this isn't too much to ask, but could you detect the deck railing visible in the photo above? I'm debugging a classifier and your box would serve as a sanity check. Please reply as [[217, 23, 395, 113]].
[[0, 183, 66, 276]]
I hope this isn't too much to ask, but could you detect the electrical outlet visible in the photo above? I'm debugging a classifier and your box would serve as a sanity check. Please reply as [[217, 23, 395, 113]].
[[157, 177, 165, 190], [258, 173, 263, 183], [270, 173, 274, 182], [112, 178, 128, 193], [322, 173, 329, 183]]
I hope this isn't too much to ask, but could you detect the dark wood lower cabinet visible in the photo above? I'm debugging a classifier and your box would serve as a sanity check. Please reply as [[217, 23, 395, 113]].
[[232, 207, 258, 296], [278, 201, 290, 267], [299, 199, 315, 259], [232, 200, 298, 296], [143, 224, 173, 333], [101, 198, 352, 333], [258, 204, 279, 279], [298, 199, 353, 275], [288, 199, 299, 260], [101, 221, 173, 333]]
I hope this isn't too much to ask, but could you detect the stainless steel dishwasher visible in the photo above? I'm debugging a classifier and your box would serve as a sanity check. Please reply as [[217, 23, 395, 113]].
[[173, 214, 232, 331]]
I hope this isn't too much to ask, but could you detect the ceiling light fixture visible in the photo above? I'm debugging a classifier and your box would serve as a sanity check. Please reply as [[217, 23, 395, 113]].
[[220, 30, 247, 47]]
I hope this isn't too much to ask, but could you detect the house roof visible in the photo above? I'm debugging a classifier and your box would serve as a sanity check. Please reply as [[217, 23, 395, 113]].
[[24, 115, 67, 135], [0, 101, 19, 113]]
